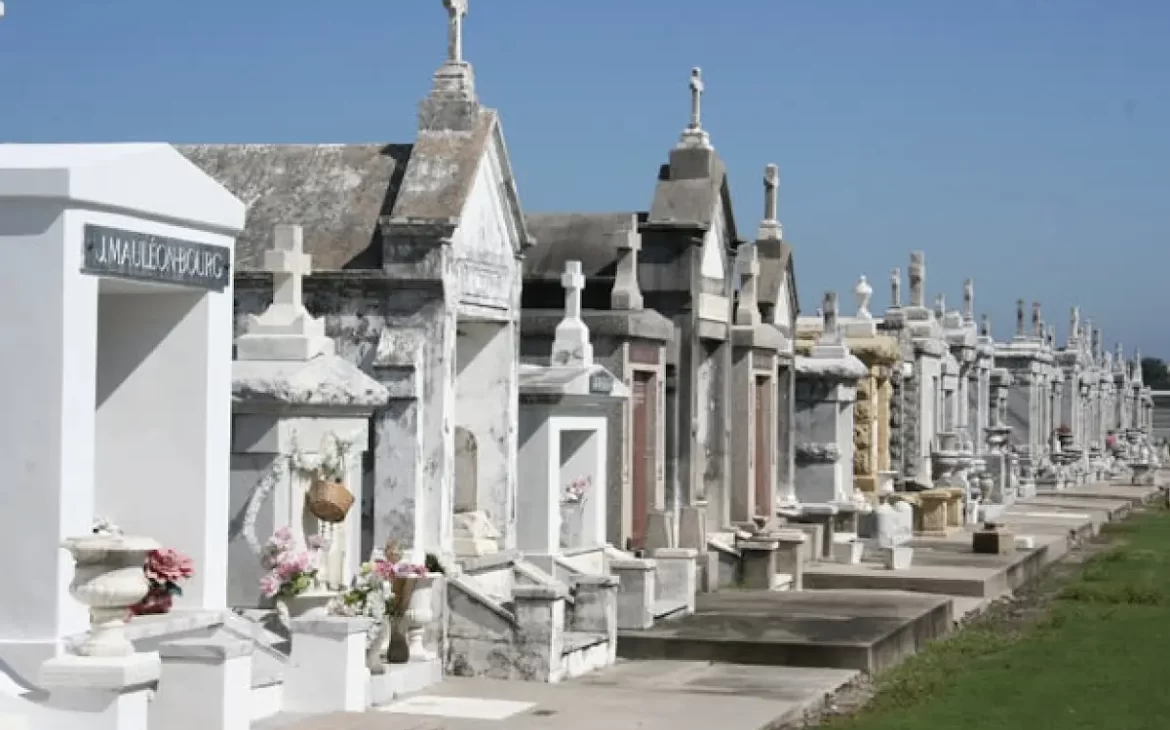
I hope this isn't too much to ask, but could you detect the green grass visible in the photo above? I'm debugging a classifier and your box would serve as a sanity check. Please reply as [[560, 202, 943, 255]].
[[826, 506, 1170, 730]]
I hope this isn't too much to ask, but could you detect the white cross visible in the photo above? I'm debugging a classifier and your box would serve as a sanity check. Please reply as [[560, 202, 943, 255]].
[[561, 260, 585, 319], [763, 164, 779, 222], [264, 224, 312, 311], [444, 0, 468, 64], [688, 67, 704, 130]]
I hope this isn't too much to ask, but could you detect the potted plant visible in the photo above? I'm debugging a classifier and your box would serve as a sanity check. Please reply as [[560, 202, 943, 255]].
[[302, 433, 356, 524], [130, 548, 194, 616], [259, 527, 327, 627]]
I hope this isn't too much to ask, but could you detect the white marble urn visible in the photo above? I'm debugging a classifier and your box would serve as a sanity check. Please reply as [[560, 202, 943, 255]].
[[62, 532, 159, 657]]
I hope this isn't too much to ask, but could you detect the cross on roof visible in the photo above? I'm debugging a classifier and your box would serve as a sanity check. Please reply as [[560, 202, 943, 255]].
[[264, 224, 312, 311], [763, 164, 779, 222], [561, 260, 585, 319], [444, 0, 468, 64], [688, 67, 704, 131]]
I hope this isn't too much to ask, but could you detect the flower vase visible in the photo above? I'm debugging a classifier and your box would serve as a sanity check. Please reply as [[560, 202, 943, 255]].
[[405, 575, 436, 661], [130, 586, 174, 616], [366, 618, 391, 674], [387, 576, 417, 664]]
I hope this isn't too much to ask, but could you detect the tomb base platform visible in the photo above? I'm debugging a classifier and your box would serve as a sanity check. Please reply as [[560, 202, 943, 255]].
[[803, 531, 1059, 599], [257, 664, 860, 730], [615, 589, 951, 673], [1037, 483, 1162, 505], [1017, 495, 1133, 522]]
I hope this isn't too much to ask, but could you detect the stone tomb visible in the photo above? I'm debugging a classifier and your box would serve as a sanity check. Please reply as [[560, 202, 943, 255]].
[[229, 224, 389, 607], [0, 143, 245, 680], [521, 213, 674, 553], [516, 262, 630, 556]]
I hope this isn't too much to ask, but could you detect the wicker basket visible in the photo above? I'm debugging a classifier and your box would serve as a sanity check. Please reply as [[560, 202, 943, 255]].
[[306, 479, 354, 523]]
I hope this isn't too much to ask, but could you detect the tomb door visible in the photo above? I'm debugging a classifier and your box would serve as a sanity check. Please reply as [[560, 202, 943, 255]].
[[631, 370, 656, 550], [754, 374, 771, 517]]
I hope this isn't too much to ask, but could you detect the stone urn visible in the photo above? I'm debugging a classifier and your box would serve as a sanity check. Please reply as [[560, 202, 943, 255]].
[[405, 574, 437, 661], [62, 532, 159, 657]]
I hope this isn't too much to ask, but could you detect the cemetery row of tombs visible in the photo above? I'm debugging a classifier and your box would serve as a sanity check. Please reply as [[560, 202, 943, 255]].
[[0, 6, 1161, 727]]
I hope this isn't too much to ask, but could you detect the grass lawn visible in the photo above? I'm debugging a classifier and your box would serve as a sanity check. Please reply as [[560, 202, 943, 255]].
[[825, 504, 1170, 730]]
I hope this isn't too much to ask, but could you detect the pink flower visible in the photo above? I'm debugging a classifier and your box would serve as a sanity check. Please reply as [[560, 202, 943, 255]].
[[260, 574, 280, 598], [145, 549, 194, 585], [307, 534, 330, 551]]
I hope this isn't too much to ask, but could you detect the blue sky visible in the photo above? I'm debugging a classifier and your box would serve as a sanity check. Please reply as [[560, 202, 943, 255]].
[[1, 1, 1166, 356]]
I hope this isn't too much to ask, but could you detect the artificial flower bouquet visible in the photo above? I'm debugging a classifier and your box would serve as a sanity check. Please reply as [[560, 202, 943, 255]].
[[130, 548, 195, 616], [259, 527, 325, 600]]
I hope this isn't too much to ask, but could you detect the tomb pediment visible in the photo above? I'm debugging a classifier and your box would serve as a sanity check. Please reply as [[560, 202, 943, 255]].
[[1, 143, 245, 235]]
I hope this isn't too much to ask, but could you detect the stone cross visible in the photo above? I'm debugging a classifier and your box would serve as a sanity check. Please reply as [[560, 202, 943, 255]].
[[763, 164, 779, 222], [443, 0, 468, 65], [889, 267, 902, 308], [562, 260, 585, 320], [822, 291, 840, 343], [551, 260, 593, 368], [735, 244, 762, 326], [1070, 306, 1080, 342], [980, 313, 990, 338], [1115, 342, 1124, 366], [908, 252, 925, 308], [962, 279, 974, 323], [688, 67, 705, 131], [854, 275, 873, 319], [1031, 302, 1042, 338], [266, 224, 312, 311], [933, 293, 946, 320], [610, 225, 643, 310], [1015, 299, 1025, 337]]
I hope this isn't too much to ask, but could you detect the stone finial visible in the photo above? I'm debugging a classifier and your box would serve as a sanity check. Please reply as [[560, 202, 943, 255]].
[[1015, 299, 1025, 337], [443, 0, 468, 64], [821, 291, 840, 343], [735, 244, 762, 326], [933, 293, 946, 320], [980, 313, 990, 338], [1115, 341, 1124, 366], [610, 224, 643, 310], [551, 260, 593, 367], [1070, 306, 1080, 342], [890, 267, 902, 308], [236, 224, 334, 361], [679, 67, 711, 148], [763, 164, 779, 223], [1031, 302, 1042, 338], [908, 252, 925, 308], [1092, 327, 1101, 359], [757, 164, 783, 240], [962, 279, 974, 323], [854, 275, 873, 319]]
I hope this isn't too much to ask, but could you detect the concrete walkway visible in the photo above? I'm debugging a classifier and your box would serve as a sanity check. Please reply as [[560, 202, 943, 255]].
[[258, 661, 859, 730]]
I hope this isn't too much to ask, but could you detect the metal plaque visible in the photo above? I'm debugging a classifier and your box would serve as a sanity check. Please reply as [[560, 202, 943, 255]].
[[82, 224, 231, 292]]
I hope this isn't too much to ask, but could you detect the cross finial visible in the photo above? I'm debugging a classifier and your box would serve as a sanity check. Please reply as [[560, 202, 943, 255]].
[[1016, 299, 1026, 337], [551, 260, 593, 368], [980, 313, 990, 338], [610, 222, 643, 310], [908, 251, 926, 308], [688, 67, 704, 130], [1070, 306, 1080, 343], [735, 244, 761, 326], [889, 267, 902, 308], [266, 224, 312, 310], [933, 293, 946, 320], [443, 0, 468, 64], [1031, 302, 1042, 338], [821, 291, 840, 343], [962, 279, 974, 323], [763, 164, 779, 222]]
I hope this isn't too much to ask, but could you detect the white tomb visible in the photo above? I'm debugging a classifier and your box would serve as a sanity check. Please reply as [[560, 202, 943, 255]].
[[0, 144, 245, 681], [517, 262, 629, 555]]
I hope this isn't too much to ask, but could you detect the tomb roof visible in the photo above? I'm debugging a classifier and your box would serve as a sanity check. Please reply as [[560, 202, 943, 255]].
[[0, 143, 245, 234], [181, 143, 411, 270], [523, 212, 642, 279]]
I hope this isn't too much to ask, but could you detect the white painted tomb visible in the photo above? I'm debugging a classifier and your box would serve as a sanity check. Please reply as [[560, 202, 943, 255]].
[[0, 144, 245, 682], [516, 262, 629, 557]]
